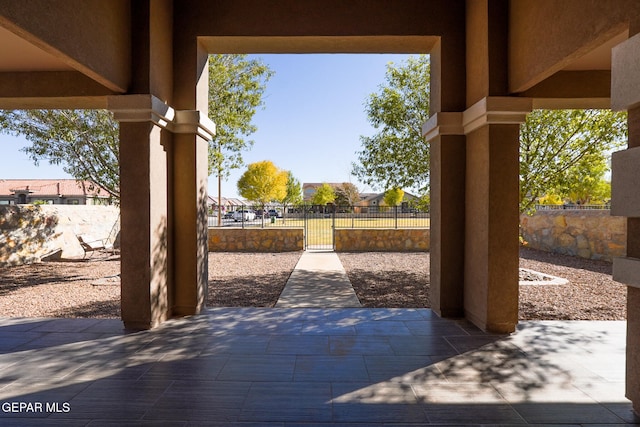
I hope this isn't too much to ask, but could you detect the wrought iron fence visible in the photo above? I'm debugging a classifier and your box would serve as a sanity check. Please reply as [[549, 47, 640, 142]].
[[208, 203, 430, 229], [534, 204, 610, 211]]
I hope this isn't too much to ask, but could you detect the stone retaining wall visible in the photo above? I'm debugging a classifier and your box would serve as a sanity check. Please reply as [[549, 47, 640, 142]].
[[334, 228, 430, 252], [208, 228, 304, 252], [520, 210, 626, 262], [0, 205, 120, 266]]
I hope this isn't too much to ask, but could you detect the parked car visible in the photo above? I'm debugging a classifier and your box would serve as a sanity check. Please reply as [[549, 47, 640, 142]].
[[233, 210, 256, 222], [223, 211, 234, 219], [268, 209, 282, 218]]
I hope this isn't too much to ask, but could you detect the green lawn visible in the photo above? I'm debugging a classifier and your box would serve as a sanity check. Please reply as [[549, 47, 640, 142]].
[[265, 216, 430, 229], [263, 216, 430, 246]]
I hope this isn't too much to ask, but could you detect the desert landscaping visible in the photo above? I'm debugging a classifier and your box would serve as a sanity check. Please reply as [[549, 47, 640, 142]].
[[0, 247, 626, 321]]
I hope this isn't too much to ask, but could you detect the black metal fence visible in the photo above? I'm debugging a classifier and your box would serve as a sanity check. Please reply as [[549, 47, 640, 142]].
[[534, 204, 611, 210], [208, 203, 430, 229]]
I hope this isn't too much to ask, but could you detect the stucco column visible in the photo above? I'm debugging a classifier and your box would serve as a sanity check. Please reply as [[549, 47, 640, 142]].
[[170, 39, 213, 316], [109, 95, 175, 330], [611, 32, 640, 416], [425, 33, 467, 318], [462, 97, 531, 333], [423, 114, 465, 317], [110, 96, 214, 327], [171, 112, 214, 316]]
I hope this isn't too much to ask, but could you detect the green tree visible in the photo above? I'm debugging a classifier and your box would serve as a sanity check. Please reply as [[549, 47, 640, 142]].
[[352, 55, 430, 194], [0, 109, 119, 200], [409, 193, 430, 213], [208, 54, 274, 178], [311, 183, 336, 208], [278, 171, 302, 223], [280, 171, 302, 206], [237, 160, 287, 208], [557, 151, 610, 205], [0, 54, 273, 202], [383, 187, 405, 207], [520, 109, 626, 212]]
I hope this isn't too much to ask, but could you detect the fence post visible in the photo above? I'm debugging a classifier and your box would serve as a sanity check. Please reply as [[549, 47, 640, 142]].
[[395, 205, 398, 229], [332, 207, 336, 250], [351, 205, 355, 228], [303, 204, 307, 249]]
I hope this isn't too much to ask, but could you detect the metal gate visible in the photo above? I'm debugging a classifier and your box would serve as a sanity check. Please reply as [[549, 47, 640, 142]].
[[303, 205, 334, 250]]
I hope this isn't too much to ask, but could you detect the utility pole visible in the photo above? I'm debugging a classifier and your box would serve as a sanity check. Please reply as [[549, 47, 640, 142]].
[[217, 140, 222, 227], [218, 172, 222, 227]]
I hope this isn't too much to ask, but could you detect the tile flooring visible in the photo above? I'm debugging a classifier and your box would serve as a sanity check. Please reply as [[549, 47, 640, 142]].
[[0, 308, 637, 425]]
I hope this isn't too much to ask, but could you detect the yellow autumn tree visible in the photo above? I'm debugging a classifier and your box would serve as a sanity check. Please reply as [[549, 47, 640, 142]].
[[383, 187, 405, 207], [237, 160, 287, 209]]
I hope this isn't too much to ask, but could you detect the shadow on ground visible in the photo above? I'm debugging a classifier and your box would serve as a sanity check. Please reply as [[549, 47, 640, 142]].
[[0, 309, 635, 424]]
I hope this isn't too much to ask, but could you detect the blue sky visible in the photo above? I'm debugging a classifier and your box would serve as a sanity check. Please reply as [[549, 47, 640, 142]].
[[0, 54, 411, 199]]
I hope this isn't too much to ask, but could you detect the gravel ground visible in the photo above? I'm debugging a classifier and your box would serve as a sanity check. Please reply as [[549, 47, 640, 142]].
[[519, 247, 626, 320], [0, 248, 627, 320], [207, 252, 301, 307], [0, 255, 121, 318], [338, 252, 430, 308]]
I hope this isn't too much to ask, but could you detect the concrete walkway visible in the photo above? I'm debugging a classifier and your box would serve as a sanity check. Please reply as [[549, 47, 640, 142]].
[[276, 250, 361, 308]]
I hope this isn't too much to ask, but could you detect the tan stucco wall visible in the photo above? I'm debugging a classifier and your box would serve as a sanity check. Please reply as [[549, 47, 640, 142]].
[[334, 229, 429, 252], [509, 0, 639, 94], [208, 228, 304, 252], [0, 0, 130, 94], [520, 210, 626, 262], [0, 205, 120, 266]]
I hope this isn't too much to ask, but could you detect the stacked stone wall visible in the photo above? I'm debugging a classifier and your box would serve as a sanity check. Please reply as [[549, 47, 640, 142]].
[[208, 228, 304, 252], [334, 228, 430, 252], [0, 205, 120, 266], [520, 210, 626, 262]]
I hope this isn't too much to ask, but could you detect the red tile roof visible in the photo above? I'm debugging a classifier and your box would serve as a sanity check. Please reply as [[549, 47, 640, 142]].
[[0, 179, 107, 198], [207, 196, 246, 206]]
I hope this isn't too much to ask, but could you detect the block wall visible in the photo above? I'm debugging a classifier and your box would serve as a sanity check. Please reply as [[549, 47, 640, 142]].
[[0, 205, 120, 266], [520, 210, 626, 261], [208, 228, 304, 252], [334, 228, 430, 252]]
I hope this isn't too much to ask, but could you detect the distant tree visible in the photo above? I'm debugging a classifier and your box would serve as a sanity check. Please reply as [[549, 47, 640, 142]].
[[537, 192, 564, 206], [237, 161, 287, 209], [383, 187, 405, 207], [557, 152, 611, 205], [278, 171, 302, 222], [311, 183, 336, 209], [520, 109, 626, 212], [352, 55, 430, 194], [334, 182, 361, 207], [409, 193, 430, 213], [280, 171, 302, 206]]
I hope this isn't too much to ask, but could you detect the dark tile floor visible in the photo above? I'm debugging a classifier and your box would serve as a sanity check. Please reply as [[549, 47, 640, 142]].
[[0, 308, 637, 425]]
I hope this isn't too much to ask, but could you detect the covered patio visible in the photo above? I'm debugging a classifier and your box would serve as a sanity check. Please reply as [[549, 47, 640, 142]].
[[1, 0, 640, 419], [0, 309, 633, 424]]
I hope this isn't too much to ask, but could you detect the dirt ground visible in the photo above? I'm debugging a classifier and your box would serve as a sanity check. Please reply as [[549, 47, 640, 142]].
[[0, 248, 627, 320]]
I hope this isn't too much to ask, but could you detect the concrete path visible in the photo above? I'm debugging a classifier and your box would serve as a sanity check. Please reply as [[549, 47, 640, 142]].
[[276, 250, 362, 308]]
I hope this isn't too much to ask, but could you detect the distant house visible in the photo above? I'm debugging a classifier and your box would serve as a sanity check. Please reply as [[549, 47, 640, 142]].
[[302, 183, 328, 202], [354, 191, 419, 213], [207, 196, 246, 213], [302, 182, 418, 210], [303, 183, 360, 203], [0, 179, 111, 205]]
